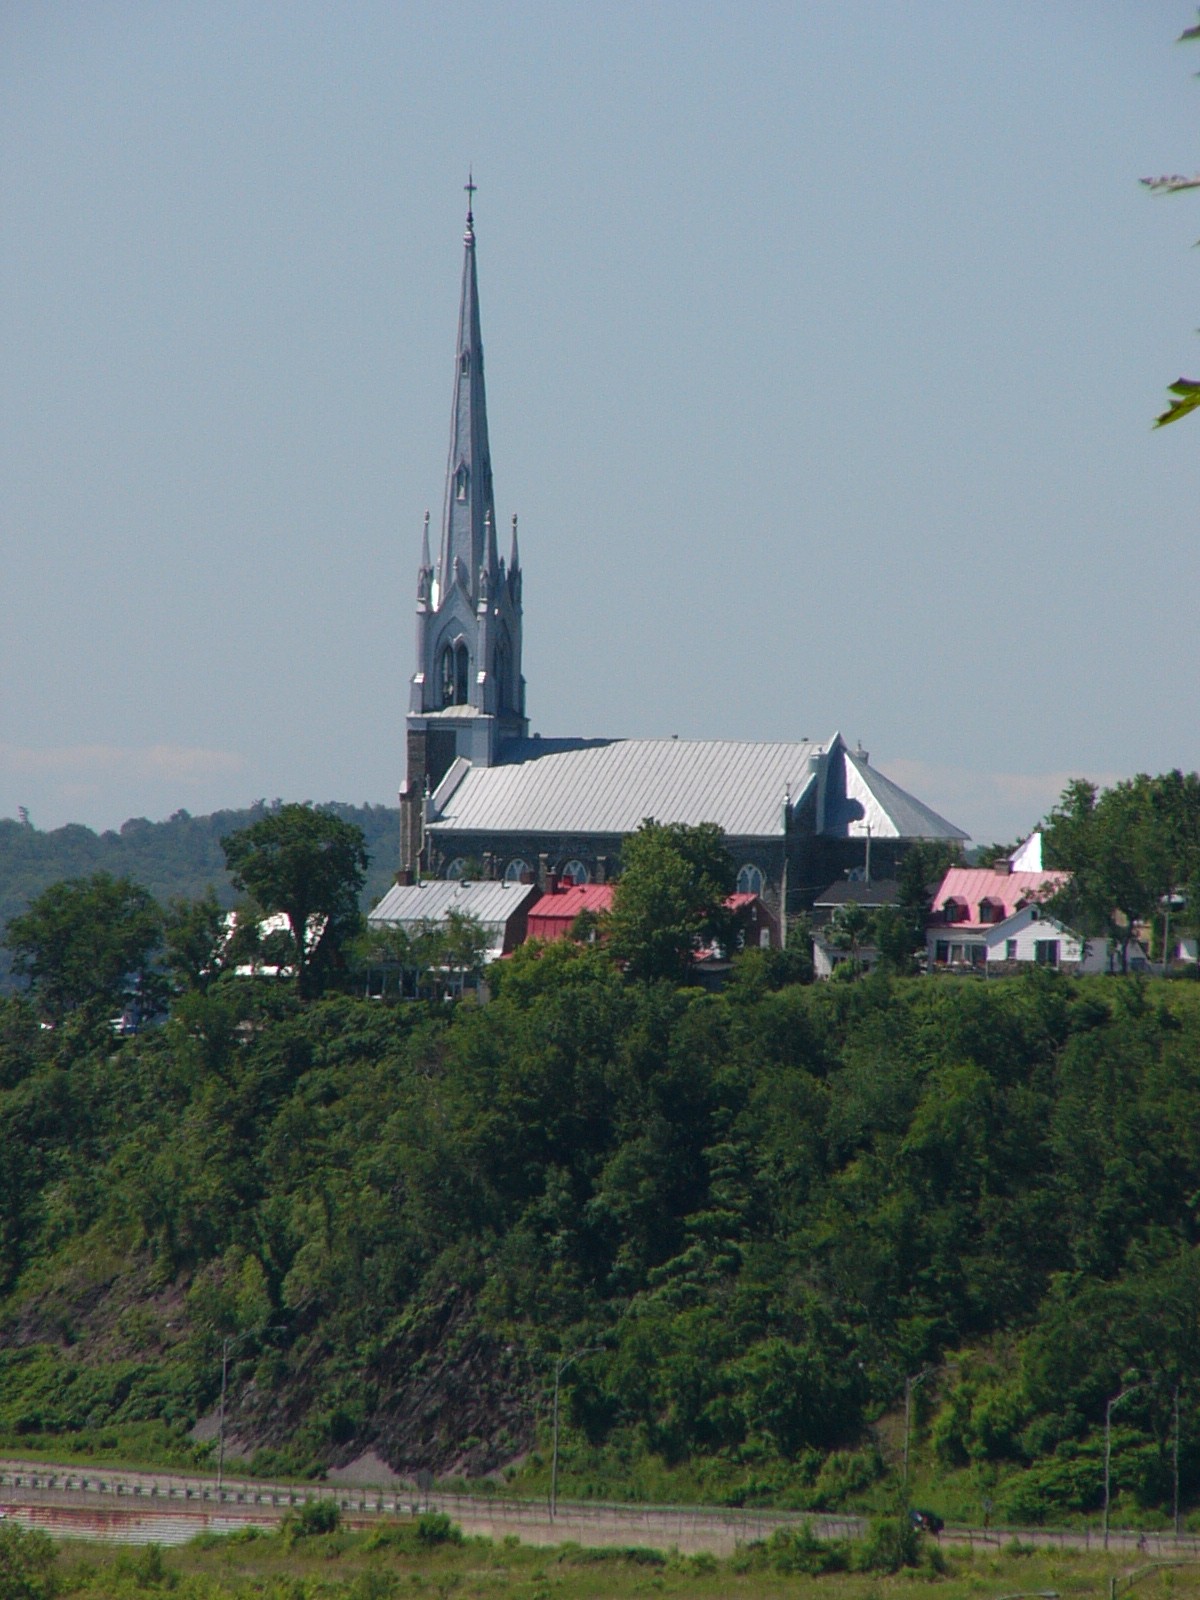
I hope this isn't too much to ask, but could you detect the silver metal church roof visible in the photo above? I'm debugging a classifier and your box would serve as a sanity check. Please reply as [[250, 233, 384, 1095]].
[[424, 736, 967, 842], [425, 737, 816, 839]]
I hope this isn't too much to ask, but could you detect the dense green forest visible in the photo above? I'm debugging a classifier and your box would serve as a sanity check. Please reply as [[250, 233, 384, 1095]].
[[1, 948, 1199, 1528], [0, 803, 401, 991]]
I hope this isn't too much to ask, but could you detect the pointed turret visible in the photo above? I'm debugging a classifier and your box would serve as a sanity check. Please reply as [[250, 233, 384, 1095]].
[[416, 510, 433, 607], [508, 512, 522, 604]]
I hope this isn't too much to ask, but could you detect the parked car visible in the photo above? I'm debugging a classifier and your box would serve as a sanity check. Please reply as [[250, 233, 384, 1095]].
[[909, 1508, 944, 1535]]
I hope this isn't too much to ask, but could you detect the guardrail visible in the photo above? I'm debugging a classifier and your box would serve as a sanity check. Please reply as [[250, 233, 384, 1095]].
[[0, 1460, 1196, 1558]]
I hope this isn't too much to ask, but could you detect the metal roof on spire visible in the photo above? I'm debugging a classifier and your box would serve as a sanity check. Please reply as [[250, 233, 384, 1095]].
[[439, 175, 496, 607]]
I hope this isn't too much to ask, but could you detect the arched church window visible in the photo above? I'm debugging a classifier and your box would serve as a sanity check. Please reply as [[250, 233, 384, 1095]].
[[560, 860, 590, 886], [455, 465, 469, 502], [736, 864, 765, 897], [455, 643, 469, 705], [446, 858, 468, 881], [504, 858, 532, 884], [439, 646, 456, 708]]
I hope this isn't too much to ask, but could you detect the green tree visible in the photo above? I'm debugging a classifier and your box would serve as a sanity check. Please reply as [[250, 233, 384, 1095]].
[[222, 805, 368, 997], [0, 1522, 58, 1600], [1145, 14, 1200, 425], [1044, 774, 1200, 970], [2, 871, 162, 1020], [826, 900, 873, 976], [163, 888, 227, 993], [891, 840, 963, 961], [606, 820, 735, 982]]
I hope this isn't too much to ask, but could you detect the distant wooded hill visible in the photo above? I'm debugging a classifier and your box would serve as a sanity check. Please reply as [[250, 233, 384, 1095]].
[[0, 802, 401, 989]]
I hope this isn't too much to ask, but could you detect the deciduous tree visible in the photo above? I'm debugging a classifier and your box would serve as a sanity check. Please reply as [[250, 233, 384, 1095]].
[[606, 820, 735, 982], [3, 871, 162, 1020], [222, 805, 367, 998]]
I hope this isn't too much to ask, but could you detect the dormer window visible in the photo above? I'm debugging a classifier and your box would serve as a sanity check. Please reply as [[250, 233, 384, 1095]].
[[943, 898, 968, 923], [979, 899, 1005, 924], [455, 465, 469, 502]]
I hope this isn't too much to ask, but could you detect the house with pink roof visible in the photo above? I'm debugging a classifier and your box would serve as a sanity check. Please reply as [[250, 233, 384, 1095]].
[[926, 833, 1151, 974]]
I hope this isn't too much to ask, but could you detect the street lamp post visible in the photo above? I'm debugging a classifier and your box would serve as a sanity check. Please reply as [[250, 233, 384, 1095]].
[[217, 1329, 282, 1493], [549, 1346, 598, 1521], [903, 1368, 935, 1495], [1103, 1380, 1142, 1550], [1173, 1383, 1182, 1540]]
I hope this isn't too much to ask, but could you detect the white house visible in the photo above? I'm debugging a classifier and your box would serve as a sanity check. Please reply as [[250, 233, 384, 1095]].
[[927, 838, 1150, 974]]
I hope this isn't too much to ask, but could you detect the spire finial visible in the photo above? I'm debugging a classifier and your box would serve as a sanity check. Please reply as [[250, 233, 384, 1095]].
[[464, 170, 477, 241]]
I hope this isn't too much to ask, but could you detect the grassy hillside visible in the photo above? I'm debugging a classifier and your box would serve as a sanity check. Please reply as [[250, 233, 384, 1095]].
[[1, 957, 1200, 1530]]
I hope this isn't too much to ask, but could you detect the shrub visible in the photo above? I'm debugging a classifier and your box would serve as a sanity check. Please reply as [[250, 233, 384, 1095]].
[[0, 1522, 60, 1600], [416, 1512, 462, 1545], [285, 1497, 341, 1541], [855, 1516, 920, 1573], [766, 1522, 850, 1574]]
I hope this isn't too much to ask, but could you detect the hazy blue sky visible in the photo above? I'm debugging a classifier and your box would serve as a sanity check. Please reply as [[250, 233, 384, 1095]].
[[3, 3, 1199, 846]]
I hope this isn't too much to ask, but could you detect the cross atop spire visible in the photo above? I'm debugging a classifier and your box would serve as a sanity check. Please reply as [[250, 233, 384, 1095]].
[[464, 170, 476, 242]]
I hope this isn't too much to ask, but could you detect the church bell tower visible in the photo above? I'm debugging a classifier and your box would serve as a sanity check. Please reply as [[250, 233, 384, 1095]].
[[401, 182, 526, 872]]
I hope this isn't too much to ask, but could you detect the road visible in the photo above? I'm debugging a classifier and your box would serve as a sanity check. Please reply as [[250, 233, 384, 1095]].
[[0, 1456, 1193, 1558]]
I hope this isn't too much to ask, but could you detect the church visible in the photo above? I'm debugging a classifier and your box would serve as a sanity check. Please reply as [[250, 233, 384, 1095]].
[[398, 193, 967, 922]]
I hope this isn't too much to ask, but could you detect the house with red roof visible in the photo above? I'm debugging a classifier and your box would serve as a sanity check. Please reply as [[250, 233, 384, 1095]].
[[522, 880, 778, 953]]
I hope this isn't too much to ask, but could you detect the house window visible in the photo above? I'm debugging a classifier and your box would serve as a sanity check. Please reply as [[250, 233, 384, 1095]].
[[1034, 939, 1060, 967], [970, 944, 986, 966], [935, 940, 950, 964], [1005, 938, 1018, 961], [737, 864, 765, 896], [560, 859, 590, 886], [504, 858, 532, 883]]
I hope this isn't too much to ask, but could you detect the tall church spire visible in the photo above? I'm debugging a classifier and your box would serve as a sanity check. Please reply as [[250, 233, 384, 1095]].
[[438, 173, 495, 606], [404, 180, 527, 840]]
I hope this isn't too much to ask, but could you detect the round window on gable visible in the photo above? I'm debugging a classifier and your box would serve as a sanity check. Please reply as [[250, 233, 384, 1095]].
[[736, 864, 765, 897]]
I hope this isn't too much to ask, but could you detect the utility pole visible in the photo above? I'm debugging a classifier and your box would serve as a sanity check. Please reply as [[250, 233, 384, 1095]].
[[1174, 1383, 1182, 1540]]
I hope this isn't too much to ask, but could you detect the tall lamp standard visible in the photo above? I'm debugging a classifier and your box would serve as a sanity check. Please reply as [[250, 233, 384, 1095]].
[[903, 1368, 936, 1496], [549, 1346, 598, 1521], [1103, 1378, 1142, 1550], [216, 1329, 282, 1493]]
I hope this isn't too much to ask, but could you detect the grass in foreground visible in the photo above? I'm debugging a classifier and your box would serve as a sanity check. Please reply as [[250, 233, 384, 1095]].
[[15, 1513, 1200, 1600]]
